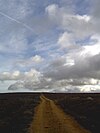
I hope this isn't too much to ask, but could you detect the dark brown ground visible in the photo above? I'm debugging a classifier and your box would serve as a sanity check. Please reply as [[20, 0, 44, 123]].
[[44, 93, 100, 133], [0, 93, 40, 133], [0, 93, 100, 133]]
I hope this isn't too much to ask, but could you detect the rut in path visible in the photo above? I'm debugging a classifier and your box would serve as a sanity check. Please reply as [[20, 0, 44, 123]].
[[29, 95, 91, 133]]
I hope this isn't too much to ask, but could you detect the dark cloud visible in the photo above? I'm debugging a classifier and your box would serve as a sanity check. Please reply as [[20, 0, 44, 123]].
[[45, 52, 100, 81]]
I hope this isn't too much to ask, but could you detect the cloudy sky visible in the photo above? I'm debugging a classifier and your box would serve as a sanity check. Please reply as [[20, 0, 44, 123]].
[[0, 0, 100, 93]]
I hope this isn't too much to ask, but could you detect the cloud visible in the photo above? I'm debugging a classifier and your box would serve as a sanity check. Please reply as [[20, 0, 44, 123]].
[[7, 77, 100, 93], [45, 4, 92, 39], [0, 28, 28, 55], [45, 4, 59, 17], [58, 32, 78, 49], [50, 57, 66, 68], [0, 0, 36, 56], [0, 71, 21, 81], [0, 80, 16, 92], [45, 36, 100, 82], [0, 0, 34, 19], [6, 48, 100, 92], [4, 35, 100, 92], [0, 0, 100, 93], [24, 69, 42, 81], [91, 0, 100, 18], [30, 55, 44, 63], [0, 11, 33, 32], [0, 68, 42, 81], [15, 55, 44, 68]]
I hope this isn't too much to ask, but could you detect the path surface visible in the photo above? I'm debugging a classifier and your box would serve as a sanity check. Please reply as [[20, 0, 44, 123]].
[[29, 95, 91, 133]]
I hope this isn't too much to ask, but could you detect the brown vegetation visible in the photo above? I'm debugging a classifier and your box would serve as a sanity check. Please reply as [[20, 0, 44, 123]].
[[44, 93, 100, 133], [0, 93, 100, 133], [0, 93, 40, 133]]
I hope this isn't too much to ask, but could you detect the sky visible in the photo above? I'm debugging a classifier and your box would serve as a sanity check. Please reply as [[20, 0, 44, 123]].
[[0, 0, 100, 93]]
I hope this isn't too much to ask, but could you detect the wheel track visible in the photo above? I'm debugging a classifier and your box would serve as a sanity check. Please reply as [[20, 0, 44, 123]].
[[29, 95, 91, 133]]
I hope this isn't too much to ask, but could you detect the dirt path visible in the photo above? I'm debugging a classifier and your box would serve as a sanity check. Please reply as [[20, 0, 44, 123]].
[[29, 95, 91, 133]]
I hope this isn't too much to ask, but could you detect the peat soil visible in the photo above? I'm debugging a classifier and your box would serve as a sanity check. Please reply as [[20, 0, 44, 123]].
[[44, 93, 100, 133], [0, 93, 100, 133], [0, 93, 40, 133]]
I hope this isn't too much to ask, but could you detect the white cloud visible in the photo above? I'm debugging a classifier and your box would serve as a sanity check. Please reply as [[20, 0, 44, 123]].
[[0, 68, 42, 81], [2, 33, 100, 92], [46, 4, 92, 39], [0, 71, 21, 81], [45, 36, 100, 82], [15, 55, 44, 68], [12, 71, 20, 77], [82, 44, 100, 56], [24, 69, 42, 81], [64, 56, 75, 66], [58, 32, 77, 49], [7, 76, 100, 93], [79, 35, 100, 57], [45, 4, 59, 18], [80, 85, 100, 92], [2, 72, 10, 76], [31, 55, 44, 63], [76, 14, 91, 22]]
